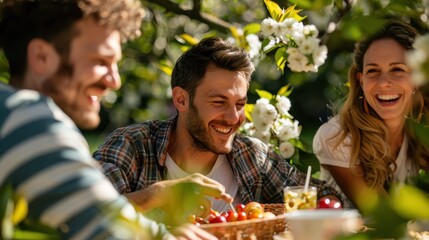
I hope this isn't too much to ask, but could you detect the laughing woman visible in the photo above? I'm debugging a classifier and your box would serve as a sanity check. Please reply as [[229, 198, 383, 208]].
[[313, 19, 429, 209]]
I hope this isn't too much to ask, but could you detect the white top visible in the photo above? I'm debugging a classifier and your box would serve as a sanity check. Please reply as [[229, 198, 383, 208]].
[[313, 117, 419, 208], [165, 154, 241, 212]]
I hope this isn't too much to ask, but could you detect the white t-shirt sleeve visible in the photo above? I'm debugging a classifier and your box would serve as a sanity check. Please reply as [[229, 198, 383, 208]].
[[313, 117, 352, 169]]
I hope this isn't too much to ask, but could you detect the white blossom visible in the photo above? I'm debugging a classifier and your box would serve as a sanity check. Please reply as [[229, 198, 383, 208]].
[[298, 37, 320, 55], [241, 122, 255, 136], [275, 95, 291, 116], [277, 18, 297, 37], [287, 50, 309, 72], [246, 34, 262, 60], [251, 98, 277, 131], [258, 16, 327, 73], [302, 24, 319, 38], [240, 92, 302, 160], [261, 18, 277, 37], [275, 118, 300, 141], [313, 45, 328, 66], [253, 129, 272, 144], [279, 141, 295, 158], [406, 34, 429, 86]]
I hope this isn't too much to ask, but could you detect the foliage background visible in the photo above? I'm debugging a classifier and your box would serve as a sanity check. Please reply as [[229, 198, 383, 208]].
[[2, 1, 429, 239], [1, 0, 428, 162]]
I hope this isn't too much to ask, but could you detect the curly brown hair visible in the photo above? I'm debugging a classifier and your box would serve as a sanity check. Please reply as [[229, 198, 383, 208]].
[[0, 0, 144, 82]]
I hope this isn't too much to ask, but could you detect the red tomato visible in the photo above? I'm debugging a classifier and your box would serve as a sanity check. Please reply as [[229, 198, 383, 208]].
[[236, 211, 247, 221], [226, 211, 238, 222]]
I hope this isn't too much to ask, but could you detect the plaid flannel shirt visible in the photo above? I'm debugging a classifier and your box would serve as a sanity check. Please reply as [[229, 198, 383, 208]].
[[93, 114, 342, 204]]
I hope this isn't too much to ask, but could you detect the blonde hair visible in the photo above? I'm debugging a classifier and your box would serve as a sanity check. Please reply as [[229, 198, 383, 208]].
[[334, 20, 428, 189]]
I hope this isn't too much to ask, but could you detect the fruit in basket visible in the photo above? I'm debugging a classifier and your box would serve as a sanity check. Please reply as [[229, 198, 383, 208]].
[[209, 215, 227, 224], [244, 202, 264, 213], [235, 203, 246, 212], [317, 197, 342, 209], [246, 208, 264, 219], [225, 210, 238, 222], [244, 201, 264, 219], [237, 211, 247, 221], [263, 211, 276, 219]]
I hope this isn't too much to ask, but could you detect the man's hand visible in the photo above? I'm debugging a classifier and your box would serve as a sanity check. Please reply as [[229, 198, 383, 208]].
[[171, 223, 218, 240], [126, 173, 232, 224]]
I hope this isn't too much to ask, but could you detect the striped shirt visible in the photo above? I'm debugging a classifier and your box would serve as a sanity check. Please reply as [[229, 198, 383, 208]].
[[0, 84, 172, 240], [93, 114, 342, 205]]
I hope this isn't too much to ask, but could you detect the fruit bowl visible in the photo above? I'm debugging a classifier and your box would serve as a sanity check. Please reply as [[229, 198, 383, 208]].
[[199, 203, 286, 240]]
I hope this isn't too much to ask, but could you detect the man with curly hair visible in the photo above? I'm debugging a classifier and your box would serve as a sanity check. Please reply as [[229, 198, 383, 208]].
[[0, 1, 225, 239]]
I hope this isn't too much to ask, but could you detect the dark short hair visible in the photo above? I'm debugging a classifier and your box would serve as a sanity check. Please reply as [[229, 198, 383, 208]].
[[171, 37, 255, 102], [0, 0, 144, 82]]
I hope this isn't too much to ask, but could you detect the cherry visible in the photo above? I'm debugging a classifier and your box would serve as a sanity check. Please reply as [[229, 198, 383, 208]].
[[209, 215, 227, 224], [235, 203, 245, 212], [317, 197, 342, 209]]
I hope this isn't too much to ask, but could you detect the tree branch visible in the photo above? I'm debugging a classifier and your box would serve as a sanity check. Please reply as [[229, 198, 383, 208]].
[[145, 0, 233, 33]]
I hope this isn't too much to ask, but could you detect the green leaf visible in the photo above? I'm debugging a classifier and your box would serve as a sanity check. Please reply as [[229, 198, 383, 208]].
[[0, 183, 13, 222], [261, 38, 281, 54], [176, 34, 198, 46], [390, 185, 429, 219], [288, 0, 332, 11], [255, 89, 273, 100], [229, 26, 241, 41], [280, 5, 306, 22], [243, 23, 261, 35], [12, 194, 28, 225], [0, 183, 13, 239], [289, 139, 305, 151], [13, 230, 60, 240], [158, 62, 173, 76], [408, 121, 429, 147], [276, 85, 290, 96], [277, 84, 293, 97], [263, 0, 283, 22], [274, 46, 288, 73], [245, 104, 254, 122]]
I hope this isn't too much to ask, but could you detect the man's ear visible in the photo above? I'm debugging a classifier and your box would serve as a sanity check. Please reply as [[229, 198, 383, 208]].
[[172, 86, 189, 112], [27, 39, 60, 77]]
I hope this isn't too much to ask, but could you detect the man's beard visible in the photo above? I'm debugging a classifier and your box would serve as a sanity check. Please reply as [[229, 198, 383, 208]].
[[186, 102, 236, 154], [40, 61, 94, 129]]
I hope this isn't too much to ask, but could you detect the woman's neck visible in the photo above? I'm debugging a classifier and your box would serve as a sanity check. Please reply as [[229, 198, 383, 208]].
[[386, 121, 405, 157]]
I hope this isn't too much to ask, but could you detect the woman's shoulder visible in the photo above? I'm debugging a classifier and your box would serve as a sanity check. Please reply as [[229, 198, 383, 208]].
[[315, 116, 342, 139]]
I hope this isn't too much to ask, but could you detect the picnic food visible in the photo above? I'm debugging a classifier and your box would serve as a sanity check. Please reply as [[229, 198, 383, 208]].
[[317, 196, 343, 209], [284, 186, 318, 211], [191, 202, 276, 225]]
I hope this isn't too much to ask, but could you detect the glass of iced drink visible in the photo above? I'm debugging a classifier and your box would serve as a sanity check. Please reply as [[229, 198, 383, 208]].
[[284, 186, 317, 212]]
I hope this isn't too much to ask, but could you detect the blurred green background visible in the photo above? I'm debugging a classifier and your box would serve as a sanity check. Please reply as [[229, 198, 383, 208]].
[[1, 0, 427, 155]]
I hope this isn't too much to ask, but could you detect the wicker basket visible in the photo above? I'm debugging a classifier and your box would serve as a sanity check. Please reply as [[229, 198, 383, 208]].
[[200, 203, 286, 240]]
